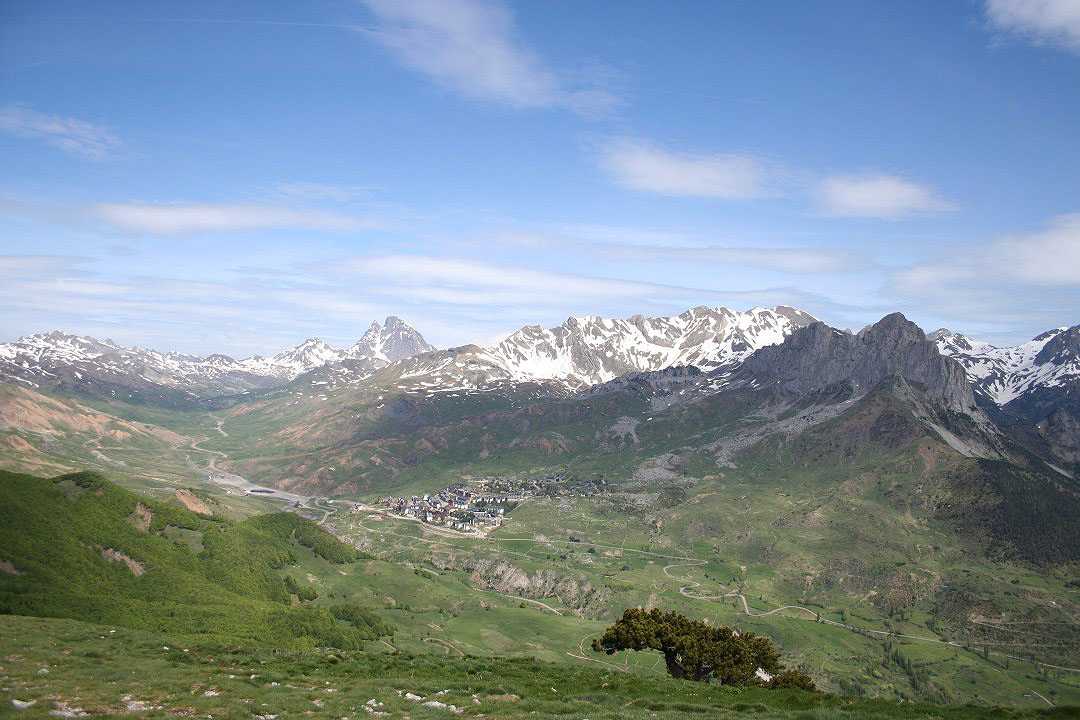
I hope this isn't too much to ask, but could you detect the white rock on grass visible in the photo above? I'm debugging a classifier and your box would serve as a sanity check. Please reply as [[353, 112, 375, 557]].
[[11, 699, 36, 709], [422, 700, 462, 714]]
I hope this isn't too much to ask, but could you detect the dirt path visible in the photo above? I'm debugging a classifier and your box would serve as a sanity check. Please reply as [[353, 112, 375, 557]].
[[348, 512, 1080, 680]]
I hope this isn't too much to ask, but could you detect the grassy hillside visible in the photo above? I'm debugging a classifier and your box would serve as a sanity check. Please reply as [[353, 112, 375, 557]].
[[0, 381, 290, 518], [0, 382, 195, 484], [1, 614, 1072, 720], [316, 387, 1080, 707], [2, 379, 1077, 709], [0, 470, 388, 650]]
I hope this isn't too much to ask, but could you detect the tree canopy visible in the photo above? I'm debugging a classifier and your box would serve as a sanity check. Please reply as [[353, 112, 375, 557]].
[[592, 608, 814, 689]]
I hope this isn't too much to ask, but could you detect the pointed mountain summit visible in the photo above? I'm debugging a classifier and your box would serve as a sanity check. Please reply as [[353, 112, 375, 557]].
[[347, 316, 435, 363]]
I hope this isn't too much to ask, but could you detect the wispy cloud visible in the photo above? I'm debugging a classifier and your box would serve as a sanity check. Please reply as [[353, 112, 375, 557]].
[[888, 213, 1080, 331], [0, 254, 91, 276], [495, 228, 860, 275], [89, 202, 384, 235], [358, 0, 617, 114], [0, 103, 124, 160], [898, 212, 1080, 287], [816, 172, 956, 219], [601, 244, 859, 274], [597, 138, 772, 200], [318, 253, 841, 320], [0, 254, 381, 356], [330, 254, 667, 306], [268, 181, 379, 203], [985, 0, 1080, 53]]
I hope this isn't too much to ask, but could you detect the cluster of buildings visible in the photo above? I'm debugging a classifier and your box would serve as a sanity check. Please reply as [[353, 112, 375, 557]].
[[374, 474, 608, 533], [378, 485, 506, 533]]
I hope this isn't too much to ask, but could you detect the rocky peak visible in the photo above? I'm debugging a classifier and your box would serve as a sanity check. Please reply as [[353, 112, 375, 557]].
[[347, 316, 434, 363], [741, 313, 975, 411], [486, 305, 817, 388], [1034, 325, 1079, 366]]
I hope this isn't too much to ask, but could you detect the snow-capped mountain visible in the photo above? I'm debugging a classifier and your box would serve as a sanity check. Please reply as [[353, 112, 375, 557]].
[[238, 338, 347, 381], [0, 317, 434, 403], [314, 305, 819, 394], [932, 325, 1080, 421], [487, 305, 818, 388], [0, 330, 271, 401]]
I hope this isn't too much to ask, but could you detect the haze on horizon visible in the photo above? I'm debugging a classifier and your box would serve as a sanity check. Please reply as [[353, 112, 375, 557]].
[[1, 0, 1078, 357]]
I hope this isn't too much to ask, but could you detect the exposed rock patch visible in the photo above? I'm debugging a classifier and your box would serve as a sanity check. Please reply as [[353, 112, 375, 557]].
[[102, 548, 146, 576], [430, 553, 606, 614], [740, 313, 975, 412], [0, 559, 24, 575], [128, 502, 153, 531], [174, 489, 212, 515]]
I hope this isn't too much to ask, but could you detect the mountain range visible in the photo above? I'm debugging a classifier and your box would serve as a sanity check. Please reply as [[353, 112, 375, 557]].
[[0, 315, 434, 404], [2, 304, 1079, 707], [2, 306, 1076, 429]]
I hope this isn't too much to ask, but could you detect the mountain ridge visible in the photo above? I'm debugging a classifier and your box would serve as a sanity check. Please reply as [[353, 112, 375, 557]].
[[1, 308, 1077, 419], [0, 316, 433, 402]]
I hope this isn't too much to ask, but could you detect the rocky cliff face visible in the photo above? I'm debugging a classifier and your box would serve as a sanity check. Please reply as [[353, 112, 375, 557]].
[[740, 313, 976, 412], [428, 553, 608, 616]]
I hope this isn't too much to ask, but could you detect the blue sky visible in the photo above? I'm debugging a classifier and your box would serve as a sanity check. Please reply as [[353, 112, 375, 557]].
[[1, 0, 1078, 356]]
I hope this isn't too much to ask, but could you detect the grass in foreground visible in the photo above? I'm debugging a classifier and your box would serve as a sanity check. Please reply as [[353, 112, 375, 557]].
[[3, 615, 1075, 720]]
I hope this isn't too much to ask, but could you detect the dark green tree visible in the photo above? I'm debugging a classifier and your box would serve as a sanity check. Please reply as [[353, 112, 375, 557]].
[[591, 608, 814, 690]]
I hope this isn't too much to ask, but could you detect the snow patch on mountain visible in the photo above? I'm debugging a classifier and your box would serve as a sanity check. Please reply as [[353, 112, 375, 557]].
[[355, 305, 818, 395], [486, 305, 818, 388], [0, 317, 434, 398], [931, 326, 1079, 406]]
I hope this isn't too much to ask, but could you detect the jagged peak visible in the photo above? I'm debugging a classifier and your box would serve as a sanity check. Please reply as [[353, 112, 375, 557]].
[[742, 312, 974, 412]]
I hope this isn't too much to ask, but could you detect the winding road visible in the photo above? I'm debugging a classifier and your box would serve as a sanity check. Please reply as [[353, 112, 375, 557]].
[[356, 515, 1080, 677], [186, 414, 310, 505], [659, 560, 1079, 678]]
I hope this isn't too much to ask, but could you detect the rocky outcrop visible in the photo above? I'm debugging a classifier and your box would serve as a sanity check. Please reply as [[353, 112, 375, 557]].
[[739, 313, 976, 412], [581, 365, 702, 400], [429, 553, 607, 614]]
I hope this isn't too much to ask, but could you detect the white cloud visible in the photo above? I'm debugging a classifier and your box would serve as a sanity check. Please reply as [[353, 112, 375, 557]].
[[598, 138, 772, 200], [816, 172, 956, 219], [609, 245, 858, 274], [0, 103, 124, 160], [496, 229, 857, 274], [89, 202, 382, 235], [358, 0, 616, 114], [0, 254, 382, 355], [888, 213, 1080, 330], [985, 0, 1080, 52], [984, 212, 1080, 285], [268, 181, 378, 202], [336, 254, 665, 306]]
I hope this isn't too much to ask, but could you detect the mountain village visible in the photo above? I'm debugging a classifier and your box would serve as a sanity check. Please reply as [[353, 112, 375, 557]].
[[363, 474, 609, 533]]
